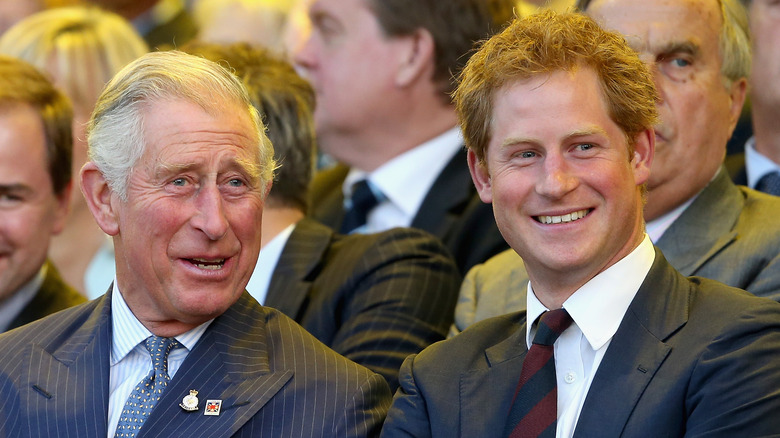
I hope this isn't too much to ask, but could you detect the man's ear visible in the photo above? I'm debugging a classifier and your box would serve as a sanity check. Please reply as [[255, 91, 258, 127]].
[[395, 28, 435, 87], [467, 148, 493, 203], [631, 128, 654, 186], [726, 77, 748, 136], [80, 162, 120, 236]]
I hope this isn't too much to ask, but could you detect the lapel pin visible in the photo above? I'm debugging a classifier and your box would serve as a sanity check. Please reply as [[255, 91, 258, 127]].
[[180, 389, 199, 412], [204, 399, 222, 416]]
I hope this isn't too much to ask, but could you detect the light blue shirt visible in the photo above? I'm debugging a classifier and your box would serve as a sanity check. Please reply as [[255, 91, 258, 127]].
[[745, 136, 780, 189], [107, 282, 211, 437]]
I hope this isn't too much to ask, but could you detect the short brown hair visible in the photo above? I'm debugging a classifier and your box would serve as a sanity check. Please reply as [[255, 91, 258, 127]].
[[0, 55, 72, 195], [368, 0, 515, 100], [454, 10, 658, 164], [182, 41, 315, 212]]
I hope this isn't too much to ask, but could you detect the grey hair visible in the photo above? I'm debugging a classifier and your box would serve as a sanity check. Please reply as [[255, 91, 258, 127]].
[[87, 50, 275, 200]]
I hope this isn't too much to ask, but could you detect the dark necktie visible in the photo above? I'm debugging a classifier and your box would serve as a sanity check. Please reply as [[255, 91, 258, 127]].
[[340, 180, 380, 234], [756, 171, 780, 196], [115, 336, 179, 438], [505, 309, 574, 438]]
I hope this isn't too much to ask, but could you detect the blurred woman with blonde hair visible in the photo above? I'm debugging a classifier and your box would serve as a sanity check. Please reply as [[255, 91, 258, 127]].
[[0, 6, 148, 298]]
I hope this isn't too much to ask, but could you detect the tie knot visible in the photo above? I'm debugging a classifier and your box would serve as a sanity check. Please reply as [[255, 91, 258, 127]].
[[532, 309, 573, 346], [144, 336, 179, 372], [756, 171, 780, 196], [349, 180, 380, 210]]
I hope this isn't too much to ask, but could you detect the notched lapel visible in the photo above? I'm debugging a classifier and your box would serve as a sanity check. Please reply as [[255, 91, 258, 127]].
[[574, 251, 688, 437], [460, 323, 528, 437], [657, 169, 742, 275], [139, 297, 294, 437], [23, 298, 112, 434], [264, 219, 332, 319]]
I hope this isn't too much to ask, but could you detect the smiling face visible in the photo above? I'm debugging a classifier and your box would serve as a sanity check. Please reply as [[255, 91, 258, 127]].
[[106, 98, 267, 332], [0, 104, 69, 302], [469, 68, 652, 298], [588, 0, 746, 220]]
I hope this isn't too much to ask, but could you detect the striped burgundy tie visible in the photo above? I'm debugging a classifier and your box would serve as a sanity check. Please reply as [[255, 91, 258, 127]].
[[504, 308, 573, 438]]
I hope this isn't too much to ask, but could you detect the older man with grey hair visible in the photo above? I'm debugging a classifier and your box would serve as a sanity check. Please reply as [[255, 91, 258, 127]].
[[0, 50, 390, 437]]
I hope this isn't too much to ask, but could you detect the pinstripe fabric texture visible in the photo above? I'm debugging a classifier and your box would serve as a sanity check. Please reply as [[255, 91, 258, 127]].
[[0, 290, 391, 437], [265, 218, 461, 391], [309, 148, 509, 275]]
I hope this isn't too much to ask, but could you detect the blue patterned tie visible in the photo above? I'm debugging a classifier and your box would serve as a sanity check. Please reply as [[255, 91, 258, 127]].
[[756, 171, 780, 196], [115, 336, 179, 438]]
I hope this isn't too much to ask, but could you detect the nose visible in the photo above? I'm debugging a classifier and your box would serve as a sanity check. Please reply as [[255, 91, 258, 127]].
[[293, 31, 317, 74], [535, 154, 578, 199], [192, 184, 229, 241]]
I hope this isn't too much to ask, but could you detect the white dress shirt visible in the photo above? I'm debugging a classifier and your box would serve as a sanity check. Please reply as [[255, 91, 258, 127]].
[[107, 282, 212, 437], [525, 235, 655, 438], [245, 223, 295, 305], [0, 265, 45, 332], [342, 127, 464, 233], [745, 136, 780, 189]]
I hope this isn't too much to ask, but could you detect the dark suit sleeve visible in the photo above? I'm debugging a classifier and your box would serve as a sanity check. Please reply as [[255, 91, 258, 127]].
[[326, 229, 461, 392], [380, 354, 432, 438], [685, 300, 780, 436], [338, 372, 393, 438]]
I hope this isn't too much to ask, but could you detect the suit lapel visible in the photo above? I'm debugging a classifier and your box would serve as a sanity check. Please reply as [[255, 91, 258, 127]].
[[656, 169, 742, 275], [411, 147, 473, 239], [26, 292, 112, 435], [139, 295, 293, 438], [574, 250, 689, 437], [264, 218, 332, 319], [460, 319, 529, 436]]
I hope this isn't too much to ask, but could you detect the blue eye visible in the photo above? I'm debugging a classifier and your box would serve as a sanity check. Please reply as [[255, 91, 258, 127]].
[[520, 151, 536, 159], [670, 58, 691, 68], [171, 178, 186, 186], [577, 143, 594, 151], [228, 179, 244, 187]]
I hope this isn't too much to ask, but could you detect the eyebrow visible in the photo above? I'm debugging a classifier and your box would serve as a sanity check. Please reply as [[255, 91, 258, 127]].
[[0, 183, 33, 196], [654, 40, 700, 58], [500, 127, 608, 148], [154, 158, 261, 182]]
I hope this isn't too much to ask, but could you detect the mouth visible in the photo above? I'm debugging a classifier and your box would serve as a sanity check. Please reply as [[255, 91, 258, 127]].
[[535, 209, 591, 225], [185, 257, 226, 270]]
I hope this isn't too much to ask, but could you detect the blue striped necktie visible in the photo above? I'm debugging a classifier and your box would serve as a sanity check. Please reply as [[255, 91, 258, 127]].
[[505, 309, 573, 438], [115, 336, 179, 438], [340, 179, 381, 234], [756, 171, 780, 196]]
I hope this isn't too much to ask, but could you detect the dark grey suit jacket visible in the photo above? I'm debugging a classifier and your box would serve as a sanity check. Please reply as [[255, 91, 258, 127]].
[[308, 149, 508, 274], [7, 260, 86, 331], [265, 218, 461, 391], [0, 291, 391, 437], [452, 168, 780, 334], [382, 250, 780, 437]]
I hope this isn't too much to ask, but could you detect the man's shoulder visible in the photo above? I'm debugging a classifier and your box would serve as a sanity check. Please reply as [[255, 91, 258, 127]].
[[0, 299, 102, 364], [309, 163, 349, 201], [738, 184, 780, 223]]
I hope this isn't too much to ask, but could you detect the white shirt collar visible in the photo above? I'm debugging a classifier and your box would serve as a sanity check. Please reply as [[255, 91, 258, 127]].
[[745, 136, 780, 189], [245, 222, 296, 305], [0, 264, 46, 332], [343, 127, 464, 222], [110, 281, 211, 366], [526, 234, 655, 350]]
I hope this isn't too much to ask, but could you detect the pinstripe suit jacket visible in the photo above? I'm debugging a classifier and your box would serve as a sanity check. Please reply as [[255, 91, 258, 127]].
[[0, 290, 391, 437], [308, 148, 509, 274], [7, 260, 86, 331], [383, 250, 780, 437], [265, 218, 461, 391], [450, 168, 780, 335]]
